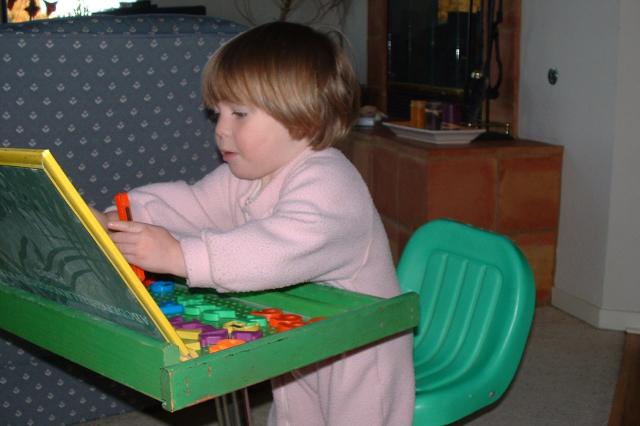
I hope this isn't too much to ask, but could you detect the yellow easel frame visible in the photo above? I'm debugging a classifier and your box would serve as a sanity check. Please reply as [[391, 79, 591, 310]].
[[0, 148, 194, 359]]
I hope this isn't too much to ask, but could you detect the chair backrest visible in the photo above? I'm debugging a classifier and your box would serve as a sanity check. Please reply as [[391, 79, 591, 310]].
[[397, 219, 535, 425]]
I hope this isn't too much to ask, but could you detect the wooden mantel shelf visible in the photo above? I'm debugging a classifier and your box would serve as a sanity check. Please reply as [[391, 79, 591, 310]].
[[338, 126, 564, 304], [352, 126, 562, 155]]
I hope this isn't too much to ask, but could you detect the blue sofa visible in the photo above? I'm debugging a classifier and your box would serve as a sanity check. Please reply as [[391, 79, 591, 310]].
[[0, 14, 245, 425]]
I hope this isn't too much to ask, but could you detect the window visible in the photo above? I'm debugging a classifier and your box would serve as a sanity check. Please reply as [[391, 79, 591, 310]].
[[367, 0, 520, 134], [2, 0, 126, 23], [386, 0, 483, 119]]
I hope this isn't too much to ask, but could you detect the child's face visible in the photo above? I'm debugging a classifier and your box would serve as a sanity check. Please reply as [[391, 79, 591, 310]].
[[213, 101, 309, 187]]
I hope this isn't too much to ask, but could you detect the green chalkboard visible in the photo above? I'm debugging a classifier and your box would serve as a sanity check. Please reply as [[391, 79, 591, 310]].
[[0, 163, 162, 339]]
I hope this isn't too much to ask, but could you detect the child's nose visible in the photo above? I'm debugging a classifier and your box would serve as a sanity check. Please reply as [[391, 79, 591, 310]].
[[215, 116, 230, 139]]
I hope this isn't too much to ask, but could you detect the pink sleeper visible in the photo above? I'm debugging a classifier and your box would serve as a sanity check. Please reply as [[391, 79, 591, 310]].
[[127, 147, 415, 426]]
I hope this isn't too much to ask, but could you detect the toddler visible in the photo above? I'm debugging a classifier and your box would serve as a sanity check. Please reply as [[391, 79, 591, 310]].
[[94, 21, 414, 426]]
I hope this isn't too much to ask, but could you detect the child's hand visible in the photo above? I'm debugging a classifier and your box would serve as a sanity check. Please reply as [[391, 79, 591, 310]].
[[107, 221, 187, 277], [89, 207, 118, 230]]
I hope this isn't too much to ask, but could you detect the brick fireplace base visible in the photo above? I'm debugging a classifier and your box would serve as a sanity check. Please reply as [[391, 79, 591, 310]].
[[338, 127, 563, 305]]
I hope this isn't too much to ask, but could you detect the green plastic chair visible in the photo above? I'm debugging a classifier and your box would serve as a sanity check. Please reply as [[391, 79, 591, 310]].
[[397, 219, 535, 426]]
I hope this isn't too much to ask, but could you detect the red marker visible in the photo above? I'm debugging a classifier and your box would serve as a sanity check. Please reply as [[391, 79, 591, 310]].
[[113, 192, 146, 282]]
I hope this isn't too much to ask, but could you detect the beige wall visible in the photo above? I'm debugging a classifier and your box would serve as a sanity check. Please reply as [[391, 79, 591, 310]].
[[153, 0, 369, 83], [519, 0, 640, 330]]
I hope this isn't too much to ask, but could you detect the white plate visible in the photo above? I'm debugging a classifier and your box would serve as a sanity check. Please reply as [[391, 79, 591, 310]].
[[382, 121, 486, 145], [355, 116, 376, 127]]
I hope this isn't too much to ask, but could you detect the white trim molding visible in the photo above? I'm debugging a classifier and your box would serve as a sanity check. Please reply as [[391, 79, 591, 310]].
[[552, 287, 640, 331]]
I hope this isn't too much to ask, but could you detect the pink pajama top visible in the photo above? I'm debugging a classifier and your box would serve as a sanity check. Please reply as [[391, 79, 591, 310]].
[[127, 147, 415, 426]]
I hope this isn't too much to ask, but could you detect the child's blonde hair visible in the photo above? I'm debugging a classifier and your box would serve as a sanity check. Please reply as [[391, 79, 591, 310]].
[[202, 21, 360, 150]]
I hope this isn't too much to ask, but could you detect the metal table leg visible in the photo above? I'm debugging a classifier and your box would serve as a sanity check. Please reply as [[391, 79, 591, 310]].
[[214, 388, 253, 426]]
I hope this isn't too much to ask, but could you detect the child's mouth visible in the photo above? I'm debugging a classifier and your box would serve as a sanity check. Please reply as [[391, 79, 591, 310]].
[[222, 151, 236, 162]]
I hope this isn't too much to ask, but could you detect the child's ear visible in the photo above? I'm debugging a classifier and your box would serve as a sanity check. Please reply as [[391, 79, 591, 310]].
[[287, 128, 308, 144], [295, 136, 312, 147]]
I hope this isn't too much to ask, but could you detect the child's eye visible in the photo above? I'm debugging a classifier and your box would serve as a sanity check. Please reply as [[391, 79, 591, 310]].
[[232, 111, 248, 118]]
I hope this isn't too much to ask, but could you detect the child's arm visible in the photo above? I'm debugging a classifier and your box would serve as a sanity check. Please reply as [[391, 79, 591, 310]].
[[179, 163, 376, 292], [123, 167, 234, 236], [108, 158, 377, 293], [94, 167, 231, 278]]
